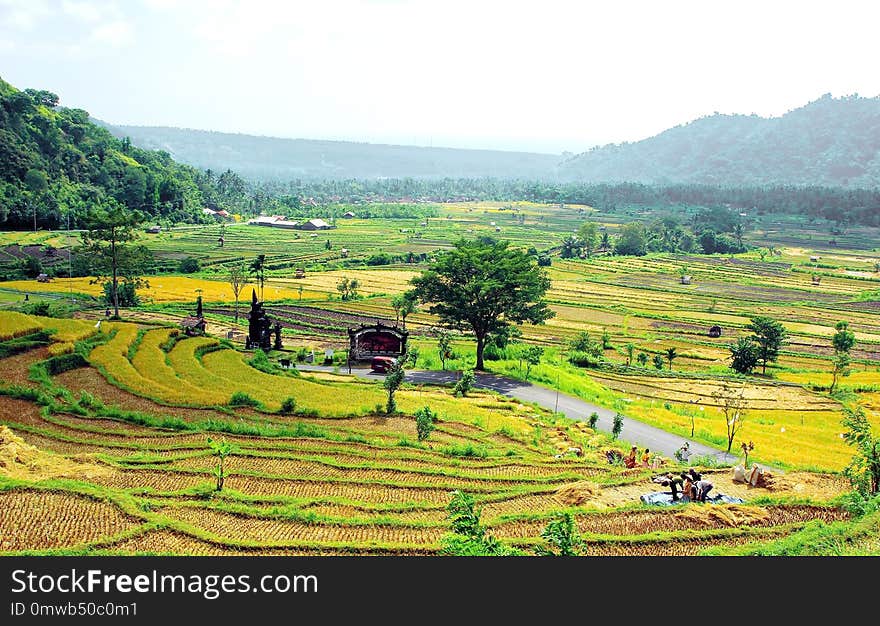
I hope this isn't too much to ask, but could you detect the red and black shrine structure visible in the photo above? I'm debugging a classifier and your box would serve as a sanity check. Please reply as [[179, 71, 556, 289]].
[[347, 323, 408, 370]]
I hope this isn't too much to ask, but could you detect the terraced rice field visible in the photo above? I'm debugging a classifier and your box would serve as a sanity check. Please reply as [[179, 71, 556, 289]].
[[177, 215, 872, 471], [0, 204, 877, 555], [0, 314, 856, 555]]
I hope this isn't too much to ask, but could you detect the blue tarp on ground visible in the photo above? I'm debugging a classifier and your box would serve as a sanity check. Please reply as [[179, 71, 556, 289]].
[[640, 491, 745, 506]]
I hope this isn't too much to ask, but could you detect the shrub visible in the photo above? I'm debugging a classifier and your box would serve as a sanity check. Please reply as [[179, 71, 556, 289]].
[[178, 257, 201, 273], [442, 443, 488, 458], [447, 490, 483, 537], [248, 349, 276, 374], [588, 412, 599, 429], [21, 255, 43, 279], [570, 331, 596, 353], [43, 352, 87, 375], [453, 370, 475, 397], [395, 436, 421, 448], [76, 391, 104, 411], [612, 413, 624, 439], [568, 350, 602, 368], [26, 301, 52, 317], [691, 454, 722, 468], [366, 253, 394, 266], [535, 513, 584, 556], [415, 406, 437, 441], [441, 490, 520, 556], [483, 343, 505, 361], [280, 397, 296, 415], [229, 391, 259, 407]]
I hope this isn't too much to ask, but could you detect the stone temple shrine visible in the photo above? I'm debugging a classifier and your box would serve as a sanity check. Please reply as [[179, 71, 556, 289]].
[[246, 289, 282, 351]]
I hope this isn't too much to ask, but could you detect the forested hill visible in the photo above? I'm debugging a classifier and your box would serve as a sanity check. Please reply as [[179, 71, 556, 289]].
[[0, 76, 233, 230], [99, 124, 563, 182], [558, 94, 880, 187]]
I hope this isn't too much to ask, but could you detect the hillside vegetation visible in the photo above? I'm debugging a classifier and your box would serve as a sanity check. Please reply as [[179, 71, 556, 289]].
[[559, 94, 880, 187], [0, 76, 238, 230]]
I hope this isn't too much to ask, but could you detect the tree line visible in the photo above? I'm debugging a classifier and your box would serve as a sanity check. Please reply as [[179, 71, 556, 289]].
[[250, 179, 880, 228]]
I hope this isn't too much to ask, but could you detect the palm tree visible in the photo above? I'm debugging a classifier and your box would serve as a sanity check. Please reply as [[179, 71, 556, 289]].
[[733, 223, 745, 249], [250, 254, 266, 301], [665, 347, 678, 370]]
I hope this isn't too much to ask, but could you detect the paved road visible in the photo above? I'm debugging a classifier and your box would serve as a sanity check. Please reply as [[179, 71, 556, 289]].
[[300, 365, 744, 465]]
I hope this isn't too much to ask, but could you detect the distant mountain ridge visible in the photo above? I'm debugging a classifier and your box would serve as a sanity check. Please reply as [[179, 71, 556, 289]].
[[100, 94, 880, 187], [558, 94, 880, 187], [97, 122, 563, 182]]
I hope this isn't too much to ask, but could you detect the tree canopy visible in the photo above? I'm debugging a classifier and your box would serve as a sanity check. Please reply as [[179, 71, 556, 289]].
[[408, 238, 553, 370], [613, 223, 648, 256], [748, 316, 787, 375]]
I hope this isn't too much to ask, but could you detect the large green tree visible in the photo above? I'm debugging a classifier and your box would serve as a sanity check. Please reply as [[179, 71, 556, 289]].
[[748, 316, 787, 375], [729, 337, 759, 374], [80, 202, 144, 318], [408, 238, 553, 370], [577, 222, 598, 258], [613, 223, 647, 256]]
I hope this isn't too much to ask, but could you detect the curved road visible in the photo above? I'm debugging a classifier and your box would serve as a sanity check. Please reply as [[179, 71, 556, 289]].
[[300, 365, 742, 465]]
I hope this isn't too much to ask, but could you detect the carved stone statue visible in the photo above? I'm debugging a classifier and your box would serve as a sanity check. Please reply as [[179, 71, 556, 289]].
[[274, 322, 283, 350]]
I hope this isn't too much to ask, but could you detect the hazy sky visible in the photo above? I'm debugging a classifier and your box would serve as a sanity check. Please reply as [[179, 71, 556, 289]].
[[2, 0, 879, 154]]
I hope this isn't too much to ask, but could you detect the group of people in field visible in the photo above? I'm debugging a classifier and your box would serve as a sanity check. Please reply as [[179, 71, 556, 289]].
[[657, 468, 714, 503], [623, 445, 654, 469], [616, 442, 715, 504]]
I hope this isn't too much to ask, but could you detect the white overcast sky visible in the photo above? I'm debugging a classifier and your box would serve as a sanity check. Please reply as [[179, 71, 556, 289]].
[[1, 0, 879, 153]]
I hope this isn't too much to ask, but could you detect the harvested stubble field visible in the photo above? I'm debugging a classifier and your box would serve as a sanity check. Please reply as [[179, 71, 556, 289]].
[[0, 314, 857, 555]]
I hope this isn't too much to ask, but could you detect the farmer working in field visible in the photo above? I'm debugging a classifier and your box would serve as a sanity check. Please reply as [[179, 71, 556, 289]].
[[662, 472, 683, 501]]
